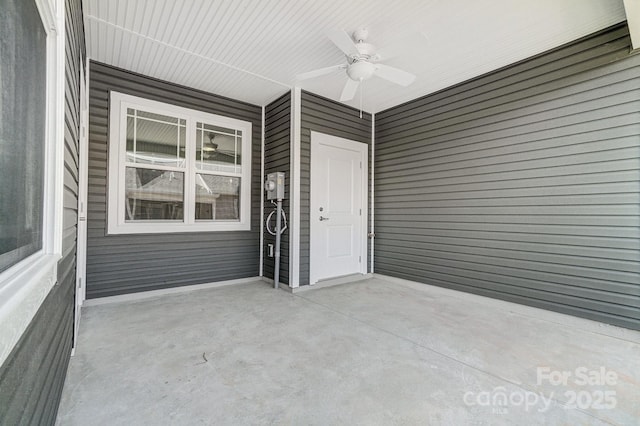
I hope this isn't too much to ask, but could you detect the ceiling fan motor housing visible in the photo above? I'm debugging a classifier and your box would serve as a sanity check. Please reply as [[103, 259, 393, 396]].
[[347, 60, 376, 81]]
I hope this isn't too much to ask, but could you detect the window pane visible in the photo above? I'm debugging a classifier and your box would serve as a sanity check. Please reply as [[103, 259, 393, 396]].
[[195, 175, 240, 221], [125, 167, 184, 221], [0, 0, 46, 272], [126, 109, 186, 167], [195, 122, 242, 173]]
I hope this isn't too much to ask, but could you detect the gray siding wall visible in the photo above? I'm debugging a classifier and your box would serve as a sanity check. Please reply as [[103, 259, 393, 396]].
[[0, 0, 85, 423], [300, 91, 372, 285], [374, 24, 640, 330], [87, 62, 262, 298], [263, 92, 291, 283]]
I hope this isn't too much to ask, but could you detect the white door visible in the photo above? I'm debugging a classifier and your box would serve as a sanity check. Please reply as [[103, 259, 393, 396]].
[[310, 132, 367, 284]]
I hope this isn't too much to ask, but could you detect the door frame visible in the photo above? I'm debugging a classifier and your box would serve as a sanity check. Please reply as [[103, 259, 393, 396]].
[[73, 58, 89, 353], [309, 131, 368, 285]]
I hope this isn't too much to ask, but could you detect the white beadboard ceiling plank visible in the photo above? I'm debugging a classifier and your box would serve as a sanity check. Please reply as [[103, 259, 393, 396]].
[[109, 22, 121, 66], [198, 1, 239, 61], [148, 0, 173, 42], [185, 2, 225, 55], [116, 21, 131, 67], [84, 0, 96, 16], [132, 0, 149, 35], [114, 0, 126, 27], [87, 16, 98, 59], [254, 0, 343, 79], [97, 17, 109, 65], [164, 2, 191, 48], [96, 0, 108, 21], [198, 0, 247, 64], [173, 1, 208, 52], [192, 1, 232, 58], [133, 28, 153, 73], [222, 1, 274, 68], [237, 0, 313, 70], [139, 35, 158, 77], [220, 0, 264, 64], [121, 0, 136, 33]]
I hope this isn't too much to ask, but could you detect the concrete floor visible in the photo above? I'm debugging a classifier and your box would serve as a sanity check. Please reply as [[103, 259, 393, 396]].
[[57, 276, 639, 425]]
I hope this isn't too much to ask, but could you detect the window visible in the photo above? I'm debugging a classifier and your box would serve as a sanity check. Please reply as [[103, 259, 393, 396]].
[[108, 92, 252, 234], [0, 0, 47, 273], [0, 0, 65, 367]]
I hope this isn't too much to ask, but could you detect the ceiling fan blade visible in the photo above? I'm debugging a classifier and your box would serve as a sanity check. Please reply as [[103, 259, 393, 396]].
[[375, 64, 416, 86], [296, 64, 345, 81], [327, 29, 359, 57], [340, 78, 360, 102]]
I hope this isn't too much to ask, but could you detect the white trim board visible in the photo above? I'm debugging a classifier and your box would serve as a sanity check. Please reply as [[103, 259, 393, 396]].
[[624, 0, 640, 52], [289, 87, 302, 288], [370, 112, 375, 274], [84, 276, 265, 306], [263, 273, 373, 293], [259, 105, 266, 277]]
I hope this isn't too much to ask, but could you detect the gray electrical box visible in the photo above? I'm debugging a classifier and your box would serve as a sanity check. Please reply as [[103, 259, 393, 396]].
[[265, 172, 285, 200]]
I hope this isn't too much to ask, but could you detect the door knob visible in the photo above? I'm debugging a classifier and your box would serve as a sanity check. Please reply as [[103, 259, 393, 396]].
[[319, 216, 330, 221]]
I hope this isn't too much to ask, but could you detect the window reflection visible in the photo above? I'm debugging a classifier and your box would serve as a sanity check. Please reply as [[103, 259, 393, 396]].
[[195, 122, 242, 173], [195, 174, 240, 221], [126, 109, 186, 167], [125, 167, 184, 220]]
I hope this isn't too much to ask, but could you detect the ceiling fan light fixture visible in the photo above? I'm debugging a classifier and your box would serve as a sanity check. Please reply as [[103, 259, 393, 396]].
[[347, 60, 376, 81], [203, 133, 218, 152]]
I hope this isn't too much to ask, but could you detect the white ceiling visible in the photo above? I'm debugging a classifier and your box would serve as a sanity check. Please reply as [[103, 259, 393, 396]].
[[84, 0, 627, 113]]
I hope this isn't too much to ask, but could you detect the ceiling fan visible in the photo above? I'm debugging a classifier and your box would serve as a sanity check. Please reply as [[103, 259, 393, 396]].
[[296, 28, 416, 102], [202, 133, 237, 162]]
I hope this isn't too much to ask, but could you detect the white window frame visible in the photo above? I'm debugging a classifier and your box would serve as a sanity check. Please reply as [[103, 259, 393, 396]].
[[0, 0, 66, 367], [108, 92, 252, 234]]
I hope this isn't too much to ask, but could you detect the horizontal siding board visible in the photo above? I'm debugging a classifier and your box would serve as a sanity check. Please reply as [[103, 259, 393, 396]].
[[377, 124, 640, 168], [86, 61, 262, 297], [378, 232, 638, 262], [376, 226, 639, 250], [376, 99, 640, 151], [375, 213, 638, 227], [374, 24, 640, 330], [374, 255, 639, 310], [376, 158, 639, 187], [376, 239, 639, 276], [376, 244, 639, 291], [263, 92, 291, 283], [376, 114, 640, 165]]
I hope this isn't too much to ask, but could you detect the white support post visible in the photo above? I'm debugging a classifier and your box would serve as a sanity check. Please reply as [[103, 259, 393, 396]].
[[624, 0, 640, 53], [370, 113, 375, 273], [259, 106, 265, 277], [289, 87, 302, 288]]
